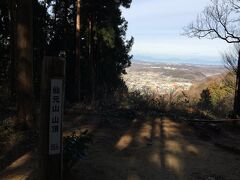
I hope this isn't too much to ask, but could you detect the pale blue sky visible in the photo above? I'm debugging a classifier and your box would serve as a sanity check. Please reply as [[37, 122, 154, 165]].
[[121, 0, 230, 64]]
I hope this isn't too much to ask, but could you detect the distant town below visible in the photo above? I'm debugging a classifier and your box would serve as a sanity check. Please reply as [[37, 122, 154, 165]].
[[124, 61, 225, 95]]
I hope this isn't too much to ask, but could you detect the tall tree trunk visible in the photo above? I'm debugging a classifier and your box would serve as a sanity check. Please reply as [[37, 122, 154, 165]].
[[88, 14, 95, 101], [95, 35, 100, 99], [234, 51, 240, 117], [16, 0, 34, 128], [64, 0, 69, 54], [75, 0, 81, 101], [9, 0, 16, 98]]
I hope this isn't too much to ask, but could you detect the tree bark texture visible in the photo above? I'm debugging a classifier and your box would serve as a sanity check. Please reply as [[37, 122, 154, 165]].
[[16, 0, 34, 128], [75, 0, 81, 101]]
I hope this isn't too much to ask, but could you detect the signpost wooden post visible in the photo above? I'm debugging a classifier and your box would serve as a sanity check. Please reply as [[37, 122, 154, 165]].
[[40, 57, 65, 180]]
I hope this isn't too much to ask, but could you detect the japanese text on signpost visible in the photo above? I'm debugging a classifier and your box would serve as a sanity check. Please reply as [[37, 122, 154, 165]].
[[49, 79, 63, 155]]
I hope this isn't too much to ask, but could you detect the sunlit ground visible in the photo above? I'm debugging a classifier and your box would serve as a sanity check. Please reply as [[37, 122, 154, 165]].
[[1, 112, 240, 180], [72, 113, 240, 180]]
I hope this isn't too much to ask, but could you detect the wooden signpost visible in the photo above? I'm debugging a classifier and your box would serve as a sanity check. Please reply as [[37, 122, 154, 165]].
[[40, 57, 65, 180]]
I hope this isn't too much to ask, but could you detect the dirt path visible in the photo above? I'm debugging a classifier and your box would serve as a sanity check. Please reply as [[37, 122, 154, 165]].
[[1, 111, 240, 180], [0, 152, 34, 180], [71, 113, 240, 180]]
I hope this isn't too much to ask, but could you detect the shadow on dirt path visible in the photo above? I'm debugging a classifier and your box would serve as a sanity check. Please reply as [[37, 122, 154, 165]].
[[66, 110, 240, 180], [1, 109, 240, 180]]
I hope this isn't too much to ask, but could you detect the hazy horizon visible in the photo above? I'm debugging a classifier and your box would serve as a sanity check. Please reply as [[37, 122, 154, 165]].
[[132, 54, 225, 66], [121, 0, 230, 65]]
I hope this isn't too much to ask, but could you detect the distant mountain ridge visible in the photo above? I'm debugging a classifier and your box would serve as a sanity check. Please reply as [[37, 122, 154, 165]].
[[133, 55, 224, 66]]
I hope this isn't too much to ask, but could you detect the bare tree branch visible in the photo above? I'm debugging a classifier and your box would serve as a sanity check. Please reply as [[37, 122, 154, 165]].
[[222, 44, 240, 74], [183, 0, 240, 43]]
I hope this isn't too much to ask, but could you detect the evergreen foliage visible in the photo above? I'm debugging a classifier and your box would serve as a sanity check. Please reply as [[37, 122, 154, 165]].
[[0, 0, 10, 84], [198, 88, 213, 110], [0, 0, 133, 102], [43, 0, 134, 101]]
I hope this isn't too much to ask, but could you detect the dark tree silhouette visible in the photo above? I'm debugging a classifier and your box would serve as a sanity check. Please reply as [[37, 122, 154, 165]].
[[75, 0, 81, 101], [0, 0, 133, 116], [9, 0, 16, 97], [198, 88, 213, 110]]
